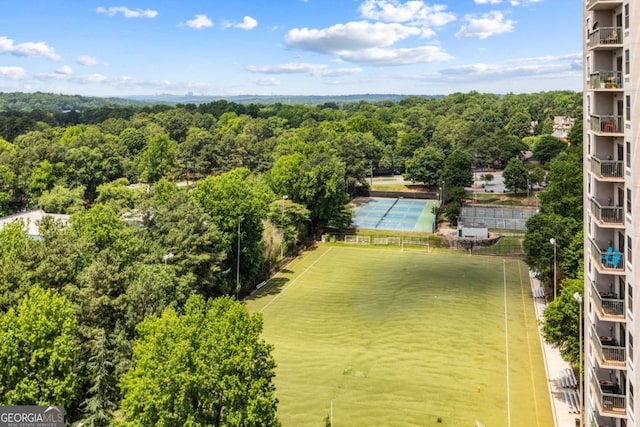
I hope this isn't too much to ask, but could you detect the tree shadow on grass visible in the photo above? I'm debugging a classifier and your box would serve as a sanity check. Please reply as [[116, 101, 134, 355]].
[[245, 277, 290, 301]]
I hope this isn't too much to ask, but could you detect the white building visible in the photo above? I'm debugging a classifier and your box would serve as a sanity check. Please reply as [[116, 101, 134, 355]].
[[583, 1, 638, 426], [0, 210, 70, 239]]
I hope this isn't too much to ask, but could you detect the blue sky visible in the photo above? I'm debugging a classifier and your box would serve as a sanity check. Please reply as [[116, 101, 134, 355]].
[[0, 0, 582, 97]]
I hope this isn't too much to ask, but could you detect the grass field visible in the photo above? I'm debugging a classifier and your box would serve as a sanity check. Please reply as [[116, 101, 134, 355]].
[[245, 245, 553, 427]]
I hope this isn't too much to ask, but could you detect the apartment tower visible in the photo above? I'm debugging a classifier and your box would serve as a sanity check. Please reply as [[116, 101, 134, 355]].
[[584, 1, 639, 426]]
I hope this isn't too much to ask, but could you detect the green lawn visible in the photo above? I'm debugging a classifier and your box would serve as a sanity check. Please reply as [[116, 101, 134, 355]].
[[246, 245, 553, 427]]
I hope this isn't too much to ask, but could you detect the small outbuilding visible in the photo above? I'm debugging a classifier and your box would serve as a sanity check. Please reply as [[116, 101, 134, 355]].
[[457, 221, 489, 239]]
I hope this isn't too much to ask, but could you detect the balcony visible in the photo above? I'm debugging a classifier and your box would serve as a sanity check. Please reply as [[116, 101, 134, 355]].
[[586, 0, 623, 11], [587, 27, 623, 50], [590, 374, 626, 417], [589, 71, 623, 90], [590, 198, 624, 226], [590, 282, 626, 322], [589, 115, 623, 135], [589, 326, 626, 369], [590, 157, 624, 181], [590, 240, 625, 273]]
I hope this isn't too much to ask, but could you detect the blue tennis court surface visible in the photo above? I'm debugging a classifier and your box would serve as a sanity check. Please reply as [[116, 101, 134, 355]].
[[352, 197, 435, 232]]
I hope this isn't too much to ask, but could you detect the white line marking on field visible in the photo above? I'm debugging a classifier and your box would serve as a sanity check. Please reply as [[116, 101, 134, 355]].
[[259, 247, 333, 313], [504, 259, 511, 427]]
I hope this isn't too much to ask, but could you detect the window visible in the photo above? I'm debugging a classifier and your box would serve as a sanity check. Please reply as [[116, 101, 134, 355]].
[[629, 283, 633, 314], [587, 95, 591, 116], [628, 235, 632, 265], [627, 141, 632, 168], [630, 381, 634, 406], [628, 189, 632, 214], [630, 334, 634, 363], [625, 4, 630, 30], [625, 49, 630, 75], [626, 95, 631, 121]]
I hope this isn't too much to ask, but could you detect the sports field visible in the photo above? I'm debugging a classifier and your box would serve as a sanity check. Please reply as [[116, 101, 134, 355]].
[[246, 246, 553, 427]]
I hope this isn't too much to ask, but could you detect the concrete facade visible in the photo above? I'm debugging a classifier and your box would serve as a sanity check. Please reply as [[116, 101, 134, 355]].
[[584, 1, 639, 426]]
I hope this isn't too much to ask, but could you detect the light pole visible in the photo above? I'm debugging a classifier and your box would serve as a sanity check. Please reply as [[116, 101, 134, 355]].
[[441, 180, 445, 206], [162, 252, 174, 265], [573, 292, 583, 427], [280, 195, 288, 259], [550, 237, 557, 300], [236, 217, 243, 299], [399, 196, 404, 251]]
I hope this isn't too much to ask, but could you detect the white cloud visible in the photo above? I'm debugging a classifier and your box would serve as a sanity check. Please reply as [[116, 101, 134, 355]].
[[247, 63, 329, 74], [186, 14, 213, 29], [510, 0, 543, 5], [455, 11, 515, 39], [427, 61, 577, 84], [359, 0, 456, 27], [512, 53, 581, 63], [286, 21, 420, 52], [36, 71, 108, 83], [0, 36, 60, 60], [76, 55, 102, 66], [0, 66, 27, 80], [223, 16, 258, 30], [319, 67, 364, 77], [83, 73, 108, 83], [96, 6, 158, 19], [252, 77, 280, 86], [338, 45, 452, 64], [474, 0, 502, 4], [246, 62, 363, 77], [285, 20, 452, 65], [358, 1, 454, 40], [236, 16, 258, 30], [56, 65, 73, 75], [246, 62, 362, 77]]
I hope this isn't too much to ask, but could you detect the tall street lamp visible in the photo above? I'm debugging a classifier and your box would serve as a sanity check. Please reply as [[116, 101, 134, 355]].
[[550, 237, 557, 300], [399, 196, 404, 251], [236, 217, 243, 299], [573, 292, 583, 427], [162, 252, 174, 266], [280, 195, 288, 259]]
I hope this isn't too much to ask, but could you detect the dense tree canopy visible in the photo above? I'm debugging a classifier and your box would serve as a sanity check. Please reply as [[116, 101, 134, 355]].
[[0, 287, 79, 408], [502, 157, 528, 192], [120, 295, 280, 427]]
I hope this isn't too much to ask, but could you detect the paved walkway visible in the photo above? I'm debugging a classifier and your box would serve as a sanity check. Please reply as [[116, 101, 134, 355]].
[[528, 272, 580, 427]]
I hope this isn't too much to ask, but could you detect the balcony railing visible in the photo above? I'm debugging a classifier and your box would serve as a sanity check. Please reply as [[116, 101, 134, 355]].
[[590, 240, 625, 271], [588, 27, 623, 48], [589, 115, 623, 134], [591, 281, 625, 320], [589, 71, 622, 89], [590, 375, 626, 416], [589, 326, 626, 370], [590, 156, 624, 180], [590, 198, 624, 224]]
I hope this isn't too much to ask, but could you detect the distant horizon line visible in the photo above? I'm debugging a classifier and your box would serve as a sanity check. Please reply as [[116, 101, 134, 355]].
[[1, 89, 580, 100]]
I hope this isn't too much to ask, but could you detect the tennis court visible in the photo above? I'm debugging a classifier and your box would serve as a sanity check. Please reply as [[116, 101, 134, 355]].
[[352, 197, 436, 232]]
